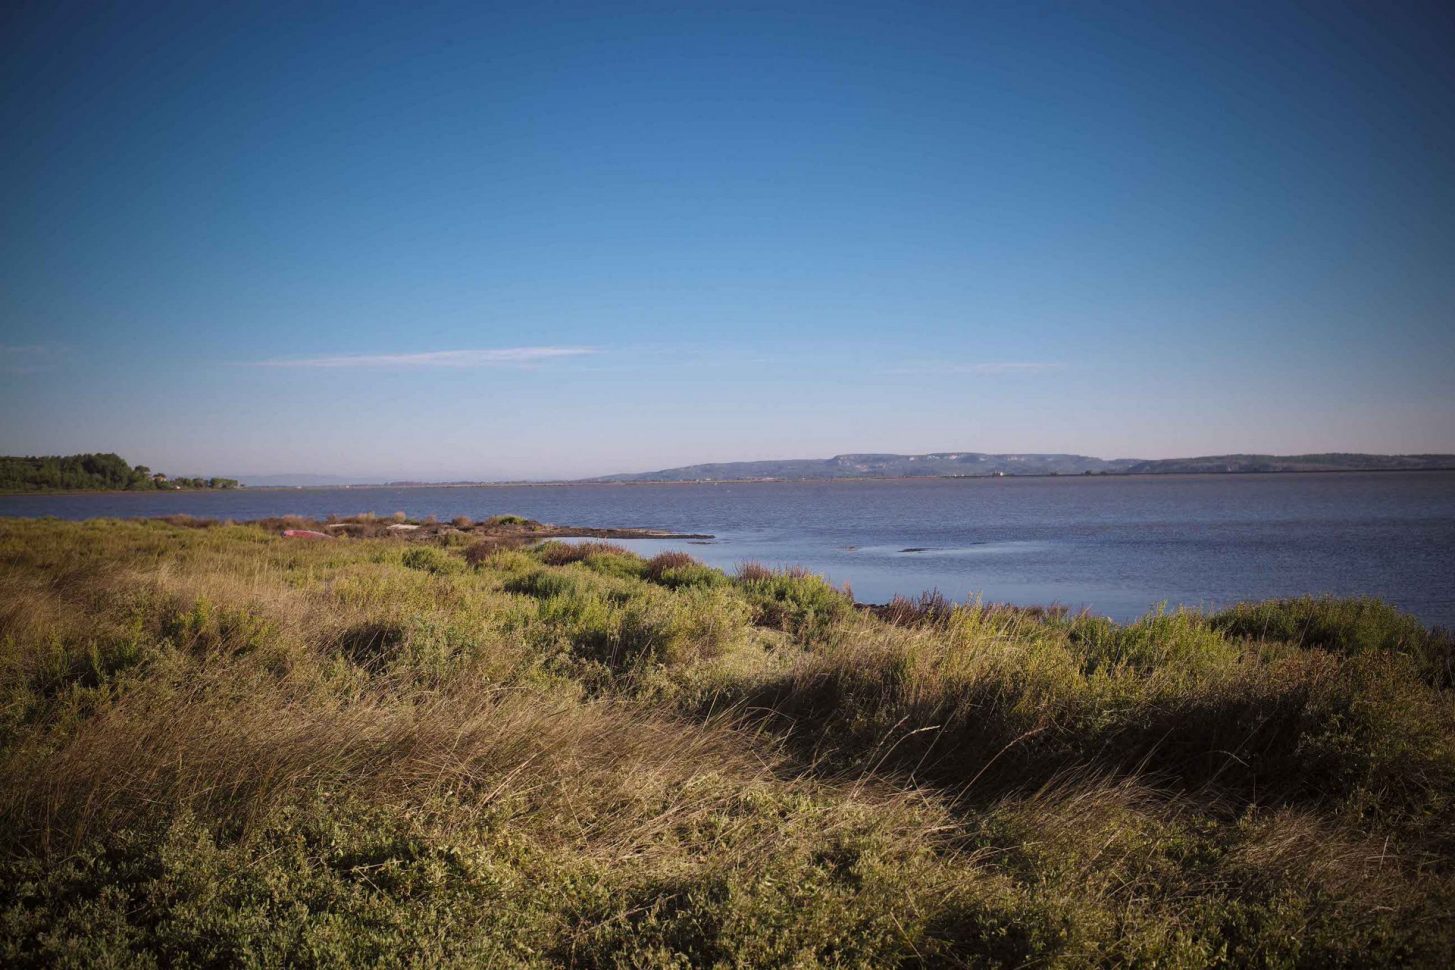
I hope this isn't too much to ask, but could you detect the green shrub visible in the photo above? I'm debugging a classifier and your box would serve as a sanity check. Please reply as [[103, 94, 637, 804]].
[[504, 568, 583, 600], [0, 805, 573, 967], [651, 562, 726, 590], [400, 546, 461, 575], [463, 537, 526, 565], [535, 540, 632, 566], [644, 550, 695, 582], [1212, 596, 1454, 687], [472, 547, 536, 575], [162, 597, 281, 656], [1067, 607, 1239, 677], [618, 586, 751, 668], [483, 514, 532, 527], [581, 550, 648, 581], [736, 567, 851, 639]]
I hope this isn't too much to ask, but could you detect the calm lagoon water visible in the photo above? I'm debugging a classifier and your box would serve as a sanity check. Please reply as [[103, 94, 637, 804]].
[[4, 472, 1453, 626]]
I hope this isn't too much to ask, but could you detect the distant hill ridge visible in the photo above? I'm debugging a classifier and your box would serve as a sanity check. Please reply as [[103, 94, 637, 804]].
[[587, 452, 1455, 482]]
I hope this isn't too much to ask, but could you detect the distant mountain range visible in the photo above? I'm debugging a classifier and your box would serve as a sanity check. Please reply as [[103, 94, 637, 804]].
[[585, 452, 1455, 483], [1122, 453, 1455, 475]]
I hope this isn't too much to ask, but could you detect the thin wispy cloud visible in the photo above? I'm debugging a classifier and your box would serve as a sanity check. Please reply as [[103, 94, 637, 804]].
[[253, 347, 599, 369], [961, 361, 1066, 375], [891, 361, 1067, 376]]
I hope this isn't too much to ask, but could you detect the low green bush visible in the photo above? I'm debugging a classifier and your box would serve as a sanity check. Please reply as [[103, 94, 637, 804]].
[[581, 550, 648, 581], [1067, 607, 1239, 677], [483, 514, 532, 527], [1212, 596, 1454, 687], [736, 567, 852, 640], [400, 546, 461, 575], [504, 568, 584, 599], [650, 562, 726, 590]]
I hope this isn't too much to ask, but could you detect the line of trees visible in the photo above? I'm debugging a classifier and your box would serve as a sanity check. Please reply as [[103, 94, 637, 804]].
[[0, 454, 239, 492]]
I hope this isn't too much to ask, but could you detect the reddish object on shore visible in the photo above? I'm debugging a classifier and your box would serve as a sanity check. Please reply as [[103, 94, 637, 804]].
[[283, 529, 331, 539]]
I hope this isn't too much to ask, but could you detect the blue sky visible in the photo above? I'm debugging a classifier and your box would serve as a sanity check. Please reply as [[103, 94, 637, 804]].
[[2, 0, 1452, 480]]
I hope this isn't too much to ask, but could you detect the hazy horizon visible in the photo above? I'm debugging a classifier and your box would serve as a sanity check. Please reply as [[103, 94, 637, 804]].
[[211, 447, 1455, 486], [3, 2, 1453, 480]]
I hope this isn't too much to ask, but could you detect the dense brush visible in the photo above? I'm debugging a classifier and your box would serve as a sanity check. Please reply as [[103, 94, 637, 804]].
[[1, 518, 1451, 966]]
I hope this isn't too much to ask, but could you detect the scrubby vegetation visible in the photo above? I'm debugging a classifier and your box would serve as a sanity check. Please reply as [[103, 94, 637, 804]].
[[0, 453, 238, 491], [1, 519, 1452, 966]]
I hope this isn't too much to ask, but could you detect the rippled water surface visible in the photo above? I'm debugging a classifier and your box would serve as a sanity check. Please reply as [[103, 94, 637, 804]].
[[4, 472, 1453, 625]]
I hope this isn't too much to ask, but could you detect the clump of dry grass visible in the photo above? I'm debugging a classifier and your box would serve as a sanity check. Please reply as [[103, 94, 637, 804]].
[[0, 668, 772, 856], [735, 561, 774, 582], [644, 550, 696, 581], [537, 540, 632, 566], [871, 589, 955, 627], [463, 535, 528, 565]]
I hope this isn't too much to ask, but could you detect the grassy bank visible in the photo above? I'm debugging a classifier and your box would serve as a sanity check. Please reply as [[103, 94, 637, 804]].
[[1, 518, 1452, 967]]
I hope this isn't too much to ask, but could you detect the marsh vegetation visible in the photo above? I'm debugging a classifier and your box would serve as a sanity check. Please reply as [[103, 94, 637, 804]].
[[1, 518, 1452, 966]]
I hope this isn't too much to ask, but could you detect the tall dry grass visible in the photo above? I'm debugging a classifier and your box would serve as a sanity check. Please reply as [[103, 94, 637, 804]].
[[1, 518, 1452, 965]]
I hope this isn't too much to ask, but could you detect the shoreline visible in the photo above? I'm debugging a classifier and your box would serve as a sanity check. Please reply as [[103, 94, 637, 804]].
[[6, 464, 1455, 495]]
